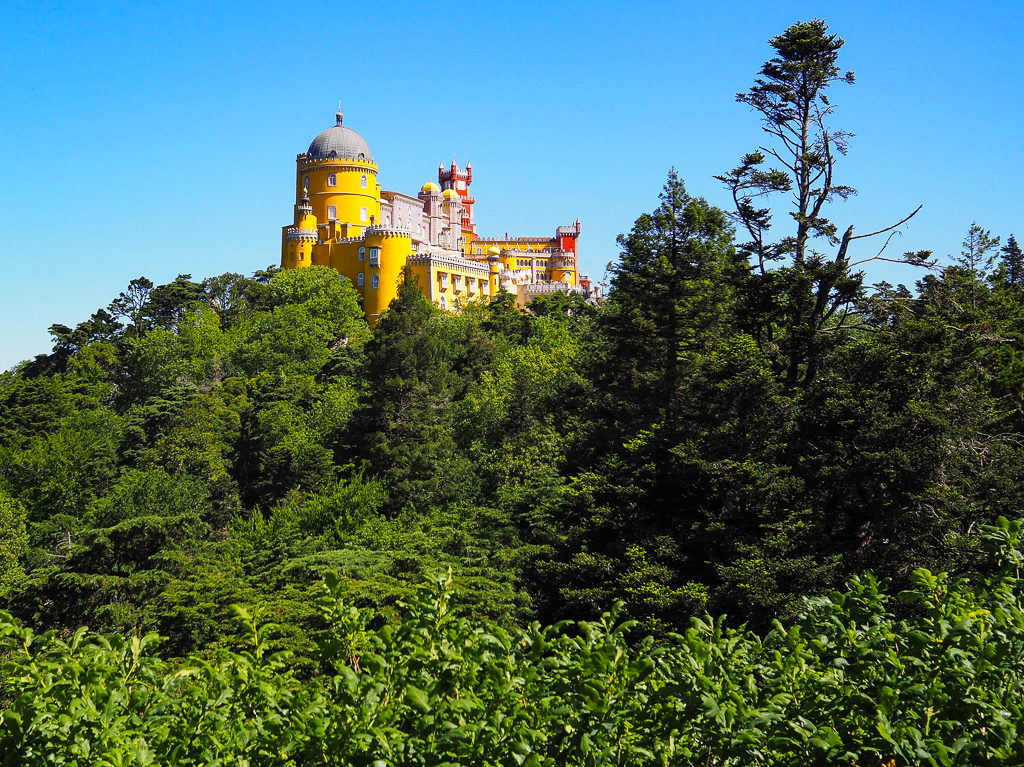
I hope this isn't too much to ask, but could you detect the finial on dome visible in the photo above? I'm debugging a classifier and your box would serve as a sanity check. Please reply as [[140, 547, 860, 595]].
[[336, 99, 344, 126]]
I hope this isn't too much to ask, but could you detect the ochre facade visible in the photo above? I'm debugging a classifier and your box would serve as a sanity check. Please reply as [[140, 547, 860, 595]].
[[282, 111, 592, 322]]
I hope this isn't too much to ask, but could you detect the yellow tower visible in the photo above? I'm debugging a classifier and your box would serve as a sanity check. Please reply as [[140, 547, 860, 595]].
[[296, 110, 380, 236], [282, 189, 317, 269]]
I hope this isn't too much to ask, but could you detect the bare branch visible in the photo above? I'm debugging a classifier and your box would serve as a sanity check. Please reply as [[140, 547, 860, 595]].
[[762, 146, 797, 174], [848, 205, 923, 241]]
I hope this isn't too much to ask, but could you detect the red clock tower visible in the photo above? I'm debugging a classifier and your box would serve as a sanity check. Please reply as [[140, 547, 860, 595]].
[[438, 159, 476, 237]]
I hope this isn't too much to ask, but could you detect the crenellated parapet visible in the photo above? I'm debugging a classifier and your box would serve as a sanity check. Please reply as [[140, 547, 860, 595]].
[[364, 226, 414, 238], [298, 157, 378, 174], [524, 282, 584, 296], [285, 227, 318, 242], [408, 252, 491, 275]]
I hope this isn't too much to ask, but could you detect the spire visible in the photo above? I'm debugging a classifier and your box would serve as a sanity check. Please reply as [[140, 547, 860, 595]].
[[336, 99, 344, 126]]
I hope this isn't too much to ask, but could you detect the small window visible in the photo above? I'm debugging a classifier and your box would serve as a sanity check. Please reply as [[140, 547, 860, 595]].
[[357, 273, 364, 286], [475, 247, 482, 255], [369, 247, 380, 266], [439, 296, 446, 310], [358, 246, 365, 261], [328, 173, 337, 187], [456, 180, 466, 190], [303, 175, 310, 190], [453, 275, 462, 289], [371, 274, 380, 289], [328, 205, 337, 220], [360, 207, 368, 222], [360, 174, 367, 188]]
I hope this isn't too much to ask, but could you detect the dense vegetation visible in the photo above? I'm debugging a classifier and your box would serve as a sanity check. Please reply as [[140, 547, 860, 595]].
[[3, 18, 1024, 763], [5, 520, 1024, 765]]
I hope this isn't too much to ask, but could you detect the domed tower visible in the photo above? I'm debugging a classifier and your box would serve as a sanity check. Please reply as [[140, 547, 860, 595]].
[[440, 188, 463, 249], [438, 159, 476, 236], [418, 181, 443, 245], [282, 110, 381, 267]]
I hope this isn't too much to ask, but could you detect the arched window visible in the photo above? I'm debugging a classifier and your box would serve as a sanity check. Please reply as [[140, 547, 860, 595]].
[[357, 273, 364, 286], [328, 173, 337, 187], [358, 247, 365, 261], [360, 174, 368, 188], [371, 274, 380, 289], [328, 205, 337, 220], [439, 296, 446, 310], [360, 207, 368, 222]]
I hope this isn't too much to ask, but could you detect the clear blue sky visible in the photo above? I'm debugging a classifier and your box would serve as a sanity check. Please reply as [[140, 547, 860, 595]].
[[2, 0, 1022, 370]]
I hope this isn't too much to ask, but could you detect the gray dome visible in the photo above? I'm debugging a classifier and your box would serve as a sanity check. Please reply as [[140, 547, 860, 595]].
[[306, 112, 373, 162]]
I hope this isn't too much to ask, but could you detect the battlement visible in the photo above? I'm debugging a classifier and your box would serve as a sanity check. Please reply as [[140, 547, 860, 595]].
[[523, 282, 583, 295]]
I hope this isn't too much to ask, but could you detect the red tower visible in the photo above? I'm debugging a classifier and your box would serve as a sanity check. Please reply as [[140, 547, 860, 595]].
[[557, 218, 581, 254], [438, 159, 476, 236]]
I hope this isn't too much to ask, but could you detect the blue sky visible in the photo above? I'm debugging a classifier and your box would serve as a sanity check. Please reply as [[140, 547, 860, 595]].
[[2, 0, 1022, 369]]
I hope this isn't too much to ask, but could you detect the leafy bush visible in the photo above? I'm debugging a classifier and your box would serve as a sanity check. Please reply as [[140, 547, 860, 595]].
[[4, 519, 1024, 765]]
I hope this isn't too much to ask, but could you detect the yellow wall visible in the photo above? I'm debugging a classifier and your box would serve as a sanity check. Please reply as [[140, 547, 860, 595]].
[[425, 262, 492, 312], [361, 233, 413, 321], [297, 158, 381, 228]]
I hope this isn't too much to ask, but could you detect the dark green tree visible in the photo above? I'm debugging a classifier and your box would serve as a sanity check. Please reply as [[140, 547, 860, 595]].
[[349, 267, 463, 514], [145, 274, 207, 330], [999, 234, 1024, 287], [592, 169, 744, 438], [539, 173, 767, 630], [957, 222, 1000, 279], [107, 277, 155, 338]]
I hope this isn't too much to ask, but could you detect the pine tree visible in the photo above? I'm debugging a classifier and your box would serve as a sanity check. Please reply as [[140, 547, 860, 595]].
[[349, 267, 462, 514], [1000, 234, 1024, 287], [716, 19, 925, 388], [592, 170, 743, 437]]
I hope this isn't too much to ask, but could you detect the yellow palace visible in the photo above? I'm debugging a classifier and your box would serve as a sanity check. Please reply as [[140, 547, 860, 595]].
[[281, 110, 594, 322]]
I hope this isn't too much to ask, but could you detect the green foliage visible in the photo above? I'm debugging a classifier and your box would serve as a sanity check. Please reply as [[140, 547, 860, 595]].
[[231, 266, 368, 376], [0, 490, 28, 597], [6, 519, 1024, 764], [350, 267, 467, 513], [120, 305, 230, 403]]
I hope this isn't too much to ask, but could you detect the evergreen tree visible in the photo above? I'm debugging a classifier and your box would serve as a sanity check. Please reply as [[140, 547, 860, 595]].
[[957, 221, 1000, 279], [1000, 234, 1024, 286], [716, 19, 925, 388], [349, 267, 463, 514], [592, 169, 744, 439]]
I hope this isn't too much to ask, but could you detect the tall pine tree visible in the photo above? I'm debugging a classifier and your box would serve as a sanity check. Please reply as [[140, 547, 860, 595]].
[[349, 268, 462, 514]]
